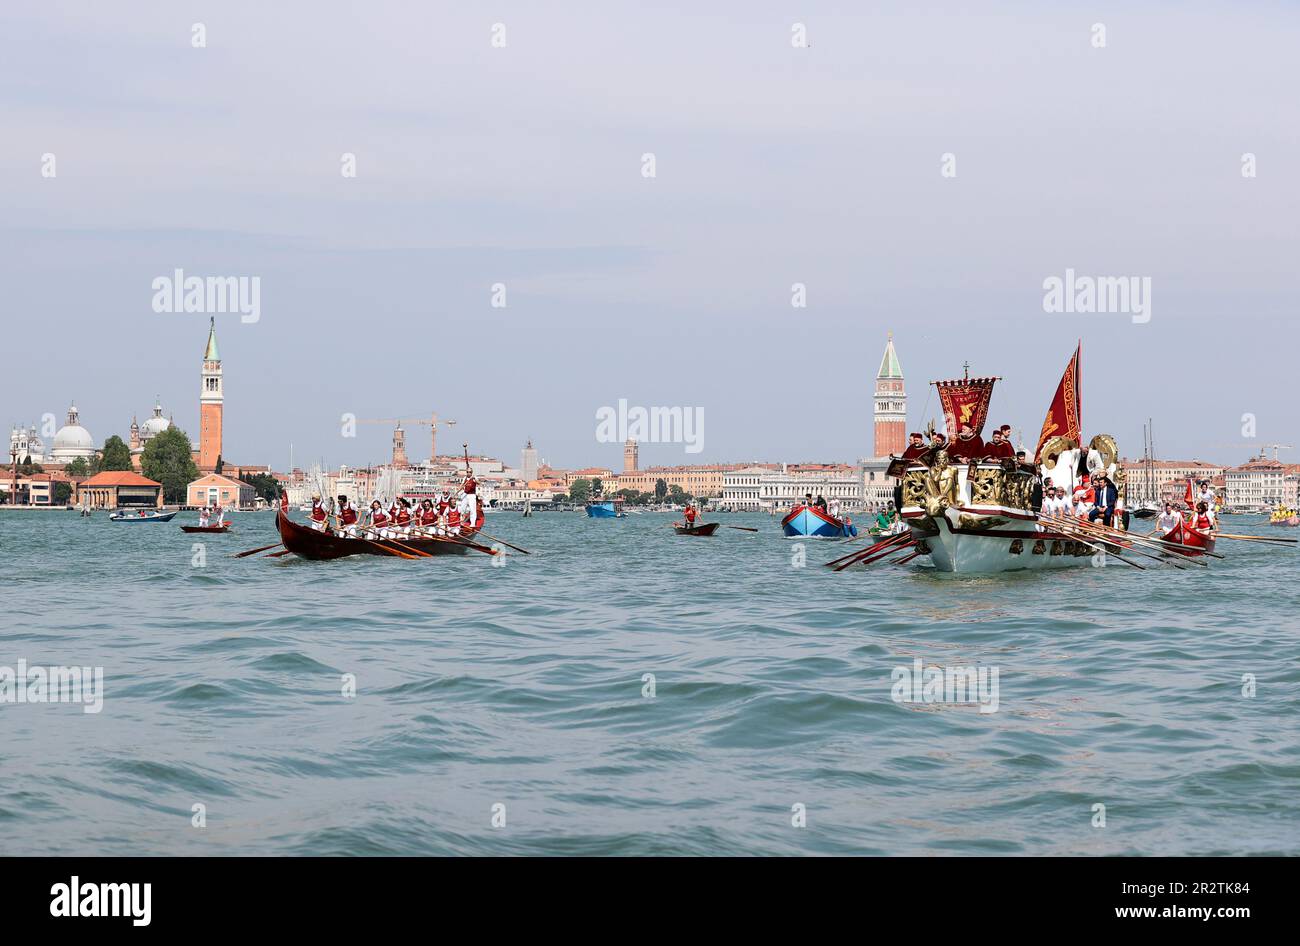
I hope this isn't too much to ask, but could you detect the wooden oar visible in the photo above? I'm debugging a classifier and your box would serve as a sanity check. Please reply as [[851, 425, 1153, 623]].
[[265, 549, 293, 558], [468, 527, 532, 554], [1040, 514, 1198, 568], [724, 525, 758, 532], [373, 524, 500, 558], [891, 549, 924, 566], [1041, 514, 1189, 569], [834, 537, 916, 572], [1047, 512, 1217, 560], [1214, 532, 1297, 545], [235, 542, 283, 558], [1037, 517, 1146, 569], [827, 530, 911, 568]]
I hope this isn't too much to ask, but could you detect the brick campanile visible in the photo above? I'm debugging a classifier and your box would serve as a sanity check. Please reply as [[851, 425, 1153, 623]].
[[199, 317, 224, 471], [873, 333, 906, 459]]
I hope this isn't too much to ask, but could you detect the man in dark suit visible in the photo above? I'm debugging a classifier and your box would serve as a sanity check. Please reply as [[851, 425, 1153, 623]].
[[1087, 473, 1120, 527]]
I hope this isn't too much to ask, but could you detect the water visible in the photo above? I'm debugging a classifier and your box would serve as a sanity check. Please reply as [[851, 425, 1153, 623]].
[[2, 509, 1297, 855]]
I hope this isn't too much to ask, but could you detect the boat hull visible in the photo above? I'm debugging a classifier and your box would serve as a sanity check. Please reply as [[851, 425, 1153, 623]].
[[181, 524, 230, 534], [276, 507, 480, 560], [586, 501, 623, 518], [109, 511, 176, 523], [674, 522, 720, 536], [781, 506, 857, 538], [905, 511, 1100, 573]]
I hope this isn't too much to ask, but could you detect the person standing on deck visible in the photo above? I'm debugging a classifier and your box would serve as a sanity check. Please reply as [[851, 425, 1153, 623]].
[[946, 423, 985, 462], [682, 501, 698, 529]]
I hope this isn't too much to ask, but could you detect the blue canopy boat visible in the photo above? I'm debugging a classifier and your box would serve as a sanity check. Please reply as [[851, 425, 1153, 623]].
[[586, 498, 624, 518], [781, 504, 857, 538]]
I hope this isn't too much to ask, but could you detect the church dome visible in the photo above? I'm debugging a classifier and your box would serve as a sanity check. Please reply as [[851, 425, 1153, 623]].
[[52, 404, 96, 459], [141, 398, 171, 438]]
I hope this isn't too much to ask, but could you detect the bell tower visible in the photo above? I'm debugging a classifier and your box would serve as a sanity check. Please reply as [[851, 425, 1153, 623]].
[[199, 317, 224, 471], [624, 439, 639, 473], [873, 332, 906, 458]]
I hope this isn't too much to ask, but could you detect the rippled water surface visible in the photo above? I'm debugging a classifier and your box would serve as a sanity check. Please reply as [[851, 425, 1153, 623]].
[[2, 509, 1298, 855]]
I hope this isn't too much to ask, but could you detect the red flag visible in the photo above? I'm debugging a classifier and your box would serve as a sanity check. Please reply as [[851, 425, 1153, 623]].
[[1184, 478, 1194, 508], [1033, 344, 1082, 462], [935, 376, 998, 440]]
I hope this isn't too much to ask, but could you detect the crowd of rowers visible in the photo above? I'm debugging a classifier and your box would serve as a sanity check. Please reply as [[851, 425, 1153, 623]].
[[896, 425, 1218, 538], [306, 476, 484, 540]]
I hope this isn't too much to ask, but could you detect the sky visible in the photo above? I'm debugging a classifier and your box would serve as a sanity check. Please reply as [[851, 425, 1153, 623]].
[[3, 1, 1298, 472]]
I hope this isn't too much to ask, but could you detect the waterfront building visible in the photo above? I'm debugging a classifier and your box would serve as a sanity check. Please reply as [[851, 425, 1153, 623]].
[[187, 473, 256, 510], [77, 471, 163, 510], [720, 463, 863, 511], [1225, 454, 1291, 510]]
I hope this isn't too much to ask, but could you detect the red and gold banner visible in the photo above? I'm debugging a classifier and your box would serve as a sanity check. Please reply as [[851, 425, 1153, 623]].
[[1033, 344, 1082, 462], [935, 377, 998, 440]]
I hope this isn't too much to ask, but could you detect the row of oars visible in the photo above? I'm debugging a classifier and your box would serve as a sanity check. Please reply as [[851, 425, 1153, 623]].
[[824, 530, 916, 571], [233, 521, 530, 560]]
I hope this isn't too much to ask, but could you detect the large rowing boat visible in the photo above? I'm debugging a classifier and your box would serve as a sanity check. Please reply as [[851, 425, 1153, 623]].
[[275, 495, 483, 560], [781, 505, 857, 538]]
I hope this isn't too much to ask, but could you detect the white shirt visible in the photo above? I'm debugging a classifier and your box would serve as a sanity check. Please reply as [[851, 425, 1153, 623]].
[[1156, 511, 1180, 532]]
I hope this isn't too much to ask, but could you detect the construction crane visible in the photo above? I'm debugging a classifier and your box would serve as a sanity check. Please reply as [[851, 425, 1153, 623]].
[[1261, 444, 1293, 462], [357, 413, 457, 466]]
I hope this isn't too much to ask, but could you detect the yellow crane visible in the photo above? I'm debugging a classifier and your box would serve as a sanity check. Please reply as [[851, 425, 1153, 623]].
[[357, 413, 457, 466]]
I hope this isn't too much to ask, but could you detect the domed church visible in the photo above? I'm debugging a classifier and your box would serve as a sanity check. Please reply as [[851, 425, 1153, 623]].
[[51, 404, 97, 463], [129, 397, 175, 467]]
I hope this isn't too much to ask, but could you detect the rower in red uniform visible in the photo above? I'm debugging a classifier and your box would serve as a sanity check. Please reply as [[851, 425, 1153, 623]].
[[1192, 501, 1214, 534], [368, 500, 390, 536], [309, 496, 328, 531], [945, 423, 985, 462], [338, 495, 358, 536], [445, 504, 462, 536], [901, 432, 929, 462], [683, 502, 698, 528], [394, 498, 413, 534], [418, 499, 437, 530]]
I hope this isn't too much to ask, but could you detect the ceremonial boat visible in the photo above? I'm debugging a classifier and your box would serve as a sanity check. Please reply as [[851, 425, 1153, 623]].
[[781, 505, 857, 538], [586, 498, 624, 518], [181, 524, 231, 534], [1268, 505, 1299, 527], [109, 510, 176, 522], [275, 496, 482, 561], [674, 521, 720, 536], [897, 347, 1134, 573]]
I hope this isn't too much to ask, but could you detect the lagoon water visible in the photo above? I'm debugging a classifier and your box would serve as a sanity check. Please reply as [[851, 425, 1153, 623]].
[[2, 509, 1297, 855]]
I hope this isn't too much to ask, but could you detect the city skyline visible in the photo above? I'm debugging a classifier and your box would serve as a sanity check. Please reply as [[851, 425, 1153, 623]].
[[3, 2, 1297, 470]]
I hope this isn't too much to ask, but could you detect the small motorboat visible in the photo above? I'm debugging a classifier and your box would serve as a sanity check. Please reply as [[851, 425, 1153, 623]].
[[181, 523, 231, 534], [674, 521, 720, 536], [109, 509, 177, 523], [586, 498, 625, 519], [781, 504, 857, 538]]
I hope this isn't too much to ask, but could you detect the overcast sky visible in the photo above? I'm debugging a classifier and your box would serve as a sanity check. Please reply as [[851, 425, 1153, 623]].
[[3, 1, 1297, 471]]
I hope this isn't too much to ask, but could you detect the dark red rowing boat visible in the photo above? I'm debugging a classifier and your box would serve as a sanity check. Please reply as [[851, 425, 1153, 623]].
[[181, 524, 231, 534], [674, 521, 720, 536], [275, 495, 488, 560], [1159, 517, 1217, 557]]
